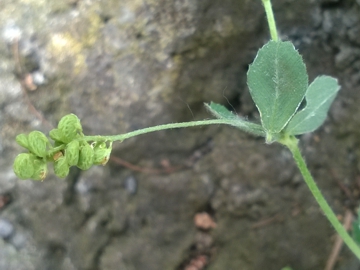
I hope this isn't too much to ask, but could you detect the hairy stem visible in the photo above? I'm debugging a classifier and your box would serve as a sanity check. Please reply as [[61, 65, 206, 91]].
[[83, 119, 264, 143], [282, 135, 360, 259], [46, 145, 65, 159], [262, 0, 278, 41]]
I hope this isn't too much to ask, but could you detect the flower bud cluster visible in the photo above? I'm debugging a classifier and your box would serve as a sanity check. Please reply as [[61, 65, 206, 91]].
[[13, 114, 112, 181]]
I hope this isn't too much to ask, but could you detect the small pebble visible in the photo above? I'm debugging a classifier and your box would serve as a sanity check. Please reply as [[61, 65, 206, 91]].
[[31, 71, 46, 86], [0, 218, 14, 239], [2, 22, 22, 43], [124, 176, 137, 195], [10, 233, 27, 249]]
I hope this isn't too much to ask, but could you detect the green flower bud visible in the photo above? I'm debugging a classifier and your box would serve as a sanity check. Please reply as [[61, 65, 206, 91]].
[[28, 131, 49, 158], [58, 114, 82, 143], [15, 134, 29, 149], [65, 140, 80, 166], [77, 143, 94, 170], [54, 156, 70, 178], [31, 159, 48, 181], [13, 153, 36, 179], [93, 142, 112, 166], [49, 128, 66, 143]]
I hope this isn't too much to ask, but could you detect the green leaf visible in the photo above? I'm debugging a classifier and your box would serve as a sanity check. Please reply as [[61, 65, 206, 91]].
[[205, 102, 265, 137], [205, 102, 237, 120], [247, 40, 308, 136], [285, 76, 340, 135]]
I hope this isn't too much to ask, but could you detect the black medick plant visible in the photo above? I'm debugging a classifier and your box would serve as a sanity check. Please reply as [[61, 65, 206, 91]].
[[13, 0, 360, 260]]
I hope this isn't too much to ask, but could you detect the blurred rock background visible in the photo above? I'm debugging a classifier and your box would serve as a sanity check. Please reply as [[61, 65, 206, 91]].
[[1, 0, 360, 269]]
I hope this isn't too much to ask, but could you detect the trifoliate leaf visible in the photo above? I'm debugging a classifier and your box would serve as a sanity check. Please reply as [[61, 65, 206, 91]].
[[247, 40, 308, 139], [77, 143, 94, 170], [58, 114, 82, 143], [28, 131, 49, 158], [285, 76, 340, 135]]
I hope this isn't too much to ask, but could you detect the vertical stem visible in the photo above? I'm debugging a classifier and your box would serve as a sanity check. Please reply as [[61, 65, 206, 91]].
[[283, 136, 360, 260], [261, 0, 279, 41]]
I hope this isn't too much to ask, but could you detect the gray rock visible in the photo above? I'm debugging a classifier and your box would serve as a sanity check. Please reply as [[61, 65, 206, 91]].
[[0, 238, 37, 270], [9, 232, 27, 249], [335, 46, 360, 69]]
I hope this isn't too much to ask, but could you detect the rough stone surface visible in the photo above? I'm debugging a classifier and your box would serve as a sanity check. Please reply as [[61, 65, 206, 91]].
[[1, 0, 360, 269]]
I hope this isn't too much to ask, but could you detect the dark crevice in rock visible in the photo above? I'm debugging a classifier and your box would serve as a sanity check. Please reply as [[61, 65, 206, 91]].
[[90, 228, 111, 270], [42, 241, 67, 270], [93, 241, 110, 270], [99, 14, 112, 24], [176, 237, 213, 270], [0, 193, 13, 212], [320, 0, 345, 9], [63, 167, 82, 205]]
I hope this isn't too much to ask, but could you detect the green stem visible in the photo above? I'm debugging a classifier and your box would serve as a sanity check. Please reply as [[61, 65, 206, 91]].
[[46, 145, 65, 159], [281, 135, 360, 259], [83, 119, 264, 143], [261, 0, 278, 41]]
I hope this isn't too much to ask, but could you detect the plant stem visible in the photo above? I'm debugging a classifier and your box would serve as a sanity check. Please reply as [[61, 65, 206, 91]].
[[261, 0, 278, 41], [83, 119, 264, 143], [46, 145, 65, 159], [282, 136, 360, 260]]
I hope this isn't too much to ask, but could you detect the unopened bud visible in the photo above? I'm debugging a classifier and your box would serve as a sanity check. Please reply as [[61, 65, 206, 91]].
[[28, 131, 49, 158], [77, 143, 94, 170], [65, 140, 80, 166], [13, 153, 36, 179], [15, 133, 29, 149], [93, 142, 112, 165], [54, 156, 70, 178], [31, 159, 48, 181], [58, 114, 82, 143]]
